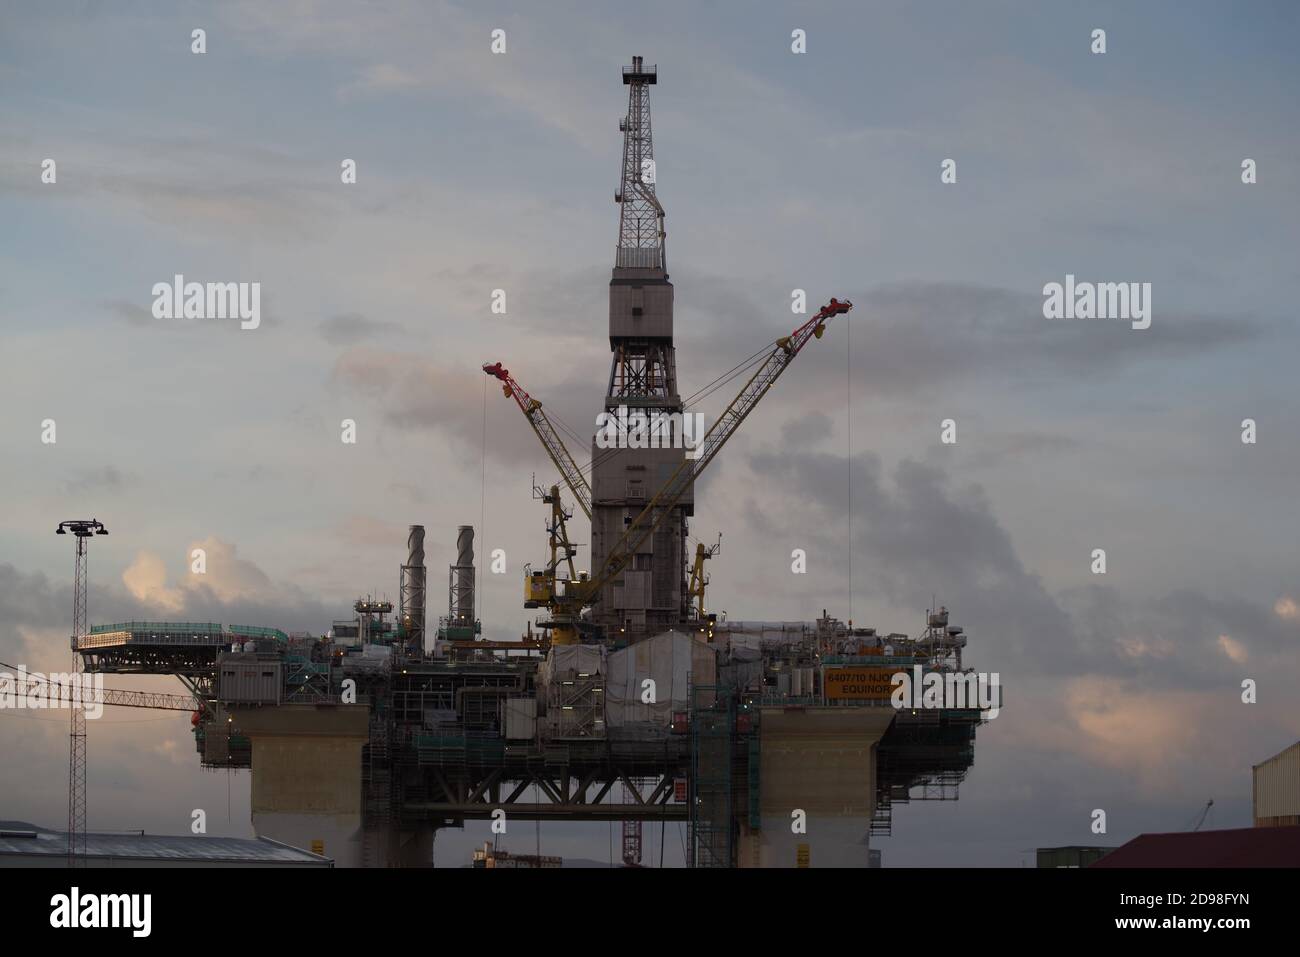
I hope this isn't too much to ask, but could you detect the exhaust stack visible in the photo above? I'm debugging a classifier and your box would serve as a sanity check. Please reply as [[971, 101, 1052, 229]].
[[400, 525, 427, 657], [451, 525, 476, 624]]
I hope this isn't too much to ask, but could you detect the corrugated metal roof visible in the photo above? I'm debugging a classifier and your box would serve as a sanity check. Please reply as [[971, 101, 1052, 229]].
[[1091, 825, 1300, 868], [0, 821, 330, 864], [1253, 740, 1300, 768], [1253, 740, 1300, 819]]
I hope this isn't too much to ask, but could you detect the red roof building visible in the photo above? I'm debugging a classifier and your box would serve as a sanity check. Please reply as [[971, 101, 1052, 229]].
[[1090, 825, 1300, 868]]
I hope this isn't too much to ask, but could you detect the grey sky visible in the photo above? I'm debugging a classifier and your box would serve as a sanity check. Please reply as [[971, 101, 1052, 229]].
[[2, 1, 1298, 865]]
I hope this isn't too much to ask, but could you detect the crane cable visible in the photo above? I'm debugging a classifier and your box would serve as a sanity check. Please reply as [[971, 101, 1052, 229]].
[[847, 314, 852, 623], [479, 375, 488, 624]]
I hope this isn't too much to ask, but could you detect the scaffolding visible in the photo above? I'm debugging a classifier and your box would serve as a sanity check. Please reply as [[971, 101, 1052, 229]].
[[870, 712, 978, 835], [689, 684, 734, 867], [361, 702, 395, 867], [541, 668, 604, 740]]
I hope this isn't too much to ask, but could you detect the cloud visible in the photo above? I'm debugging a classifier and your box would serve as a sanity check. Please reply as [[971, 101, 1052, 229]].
[[122, 552, 186, 613], [1, 546, 336, 669], [0, 134, 342, 242], [331, 345, 572, 466], [1217, 634, 1249, 664], [336, 515, 409, 549], [744, 448, 1087, 674], [1275, 597, 1298, 621], [319, 313, 405, 345], [1117, 636, 1176, 661], [0, 565, 67, 668], [119, 539, 316, 619], [740, 447, 1296, 693], [1062, 677, 1213, 789], [779, 411, 834, 449], [62, 465, 129, 495], [105, 299, 158, 328], [220, 0, 613, 148], [388, 482, 430, 505], [661, 276, 1271, 427], [963, 431, 1079, 470], [840, 282, 1263, 397], [150, 737, 192, 767], [345, 62, 425, 95]]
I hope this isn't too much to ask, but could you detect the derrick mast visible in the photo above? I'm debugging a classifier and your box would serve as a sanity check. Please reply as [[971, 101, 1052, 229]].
[[591, 56, 692, 641]]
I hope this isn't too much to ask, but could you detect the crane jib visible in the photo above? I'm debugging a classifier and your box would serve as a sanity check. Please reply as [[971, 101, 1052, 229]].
[[595, 298, 853, 587], [486, 299, 852, 603]]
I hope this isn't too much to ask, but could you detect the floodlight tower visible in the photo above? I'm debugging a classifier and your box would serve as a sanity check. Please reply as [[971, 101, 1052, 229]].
[[55, 518, 108, 866]]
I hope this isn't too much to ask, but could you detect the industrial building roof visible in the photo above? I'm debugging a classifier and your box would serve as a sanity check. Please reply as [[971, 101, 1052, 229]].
[[1090, 825, 1300, 868], [0, 821, 332, 866]]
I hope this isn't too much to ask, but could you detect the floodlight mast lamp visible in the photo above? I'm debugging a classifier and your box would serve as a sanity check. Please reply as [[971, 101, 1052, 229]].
[[56, 518, 108, 867]]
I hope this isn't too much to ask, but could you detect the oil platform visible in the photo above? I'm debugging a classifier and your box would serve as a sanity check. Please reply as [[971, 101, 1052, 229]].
[[72, 57, 995, 868]]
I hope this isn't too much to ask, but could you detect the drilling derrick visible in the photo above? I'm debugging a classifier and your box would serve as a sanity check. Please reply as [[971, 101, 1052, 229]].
[[592, 55, 691, 641]]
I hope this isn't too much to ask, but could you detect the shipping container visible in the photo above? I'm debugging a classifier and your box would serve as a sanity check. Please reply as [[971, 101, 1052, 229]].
[[217, 653, 281, 704], [1035, 846, 1115, 868], [1254, 740, 1300, 826], [502, 697, 537, 741]]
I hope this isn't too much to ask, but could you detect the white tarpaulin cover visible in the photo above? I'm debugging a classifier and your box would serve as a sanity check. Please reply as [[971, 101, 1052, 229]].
[[538, 644, 604, 686], [605, 631, 717, 727]]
